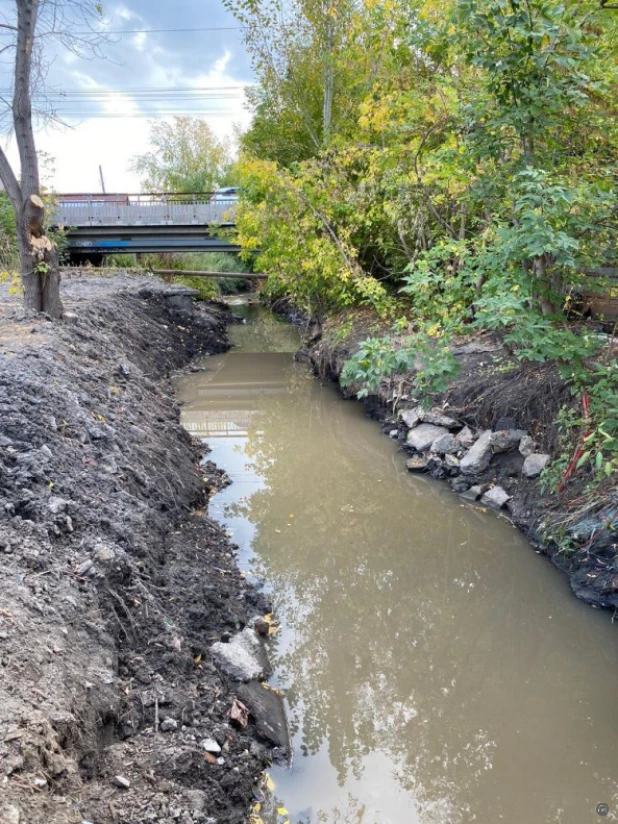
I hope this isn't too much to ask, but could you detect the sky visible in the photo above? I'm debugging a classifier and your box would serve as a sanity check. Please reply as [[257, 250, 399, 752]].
[[1, 0, 255, 192]]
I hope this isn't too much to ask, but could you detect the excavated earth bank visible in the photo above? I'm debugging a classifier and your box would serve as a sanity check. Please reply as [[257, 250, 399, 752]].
[[305, 312, 618, 613], [0, 275, 278, 824]]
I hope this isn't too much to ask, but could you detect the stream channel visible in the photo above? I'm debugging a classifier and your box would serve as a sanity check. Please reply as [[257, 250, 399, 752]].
[[177, 301, 618, 824]]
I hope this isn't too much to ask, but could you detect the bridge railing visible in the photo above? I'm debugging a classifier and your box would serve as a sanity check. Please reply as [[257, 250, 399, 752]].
[[53, 192, 237, 227]]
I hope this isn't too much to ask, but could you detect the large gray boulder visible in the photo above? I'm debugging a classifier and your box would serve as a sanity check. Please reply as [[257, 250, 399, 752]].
[[420, 407, 459, 428], [210, 628, 271, 682], [407, 423, 450, 452], [456, 426, 476, 448], [460, 430, 493, 475], [519, 435, 536, 457], [490, 429, 527, 453], [399, 407, 421, 428], [522, 453, 550, 478], [431, 432, 459, 455]]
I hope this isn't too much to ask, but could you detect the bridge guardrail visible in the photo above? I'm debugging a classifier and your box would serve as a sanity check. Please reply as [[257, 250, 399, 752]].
[[53, 193, 238, 227]]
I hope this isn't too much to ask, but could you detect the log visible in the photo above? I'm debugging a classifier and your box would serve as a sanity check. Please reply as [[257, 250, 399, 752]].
[[151, 269, 268, 280]]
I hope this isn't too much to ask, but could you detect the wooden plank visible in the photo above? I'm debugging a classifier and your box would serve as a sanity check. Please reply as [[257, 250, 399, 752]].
[[151, 269, 268, 280]]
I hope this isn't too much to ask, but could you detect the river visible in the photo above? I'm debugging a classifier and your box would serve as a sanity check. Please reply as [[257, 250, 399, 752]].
[[177, 303, 618, 824]]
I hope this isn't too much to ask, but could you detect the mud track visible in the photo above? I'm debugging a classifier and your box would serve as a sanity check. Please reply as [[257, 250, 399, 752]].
[[0, 275, 273, 824]]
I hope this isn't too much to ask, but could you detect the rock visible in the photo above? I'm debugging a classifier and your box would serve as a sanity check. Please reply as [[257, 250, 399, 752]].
[[210, 628, 271, 682], [112, 775, 130, 790], [76, 559, 95, 577], [445, 454, 460, 470], [431, 433, 459, 455], [160, 718, 178, 732], [519, 435, 536, 457], [0, 804, 20, 824], [236, 681, 291, 753], [254, 617, 270, 637], [460, 484, 484, 501], [202, 738, 222, 754], [481, 486, 511, 509], [407, 424, 450, 452], [450, 477, 469, 493], [47, 496, 69, 515], [419, 407, 459, 428], [389, 429, 399, 439], [490, 429, 527, 453], [406, 455, 428, 472], [460, 430, 493, 475], [494, 416, 518, 431], [399, 407, 421, 428], [426, 455, 446, 478], [522, 453, 550, 478], [456, 426, 476, 448]]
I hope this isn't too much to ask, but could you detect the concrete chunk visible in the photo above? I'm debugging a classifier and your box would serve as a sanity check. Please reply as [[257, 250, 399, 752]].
[[419, 408, 459, 428], [460, 430, 493, 475], [481, 486, 511, 509], [210, 628, 271, 682], [399, 407, 421, 428], [522, 453, 550, 478], [490, 429, 527, 454], [407, 424, 450, 452], [431, 433, 459, 455]]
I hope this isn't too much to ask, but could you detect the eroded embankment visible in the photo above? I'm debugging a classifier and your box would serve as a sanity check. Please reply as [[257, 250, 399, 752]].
[[305, 313, 618, 611], [0, 278, 275, 824]]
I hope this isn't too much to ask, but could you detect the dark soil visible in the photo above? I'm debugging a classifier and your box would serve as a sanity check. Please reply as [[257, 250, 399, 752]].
[[306, 310, 618, 613], [0, 275, 275, 824]]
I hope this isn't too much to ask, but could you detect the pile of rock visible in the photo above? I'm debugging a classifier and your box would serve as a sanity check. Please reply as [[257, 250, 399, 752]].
[[399, 406, 551, 511]]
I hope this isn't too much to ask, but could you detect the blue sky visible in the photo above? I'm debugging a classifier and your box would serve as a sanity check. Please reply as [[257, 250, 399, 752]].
[[2, 0, 254, 191]]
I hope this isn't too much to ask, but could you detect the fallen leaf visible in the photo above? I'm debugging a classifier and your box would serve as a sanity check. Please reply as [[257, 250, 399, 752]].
[[230, 697, 249, 728], [265, 773, 275, 792], [203, 752, 216, 764], [193, 653, 202, 665], [277, 808, 288, 816]]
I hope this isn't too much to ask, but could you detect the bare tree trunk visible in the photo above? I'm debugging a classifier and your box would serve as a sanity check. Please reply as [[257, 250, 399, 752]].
[[13, 0, 62, 318]]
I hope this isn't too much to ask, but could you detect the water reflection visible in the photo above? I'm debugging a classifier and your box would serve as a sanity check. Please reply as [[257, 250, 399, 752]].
[[177, 306, 618, 824]]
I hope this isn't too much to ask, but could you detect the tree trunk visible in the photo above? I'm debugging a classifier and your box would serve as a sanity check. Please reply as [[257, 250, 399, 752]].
[[19, 194, 62, 318], [13, 0, 62, 318]]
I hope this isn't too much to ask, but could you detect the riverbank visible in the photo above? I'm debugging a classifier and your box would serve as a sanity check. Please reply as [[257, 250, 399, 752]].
[[0, 275, 276, 824], [305, 310, 618, 612]]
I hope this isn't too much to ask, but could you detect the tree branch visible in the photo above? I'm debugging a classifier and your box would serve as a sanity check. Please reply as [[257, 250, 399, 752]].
[[0, 143, 22, 212]]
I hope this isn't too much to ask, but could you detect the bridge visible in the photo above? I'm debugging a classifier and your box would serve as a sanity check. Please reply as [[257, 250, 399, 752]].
[[53, 193, 240, 260]]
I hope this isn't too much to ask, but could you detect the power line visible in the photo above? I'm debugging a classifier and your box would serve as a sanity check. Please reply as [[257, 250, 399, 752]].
[[46, 26, 244, 35]]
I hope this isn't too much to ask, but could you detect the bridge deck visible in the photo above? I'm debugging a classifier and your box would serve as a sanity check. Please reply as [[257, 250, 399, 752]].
[[54, 194, 237, 228], [54, 193, 239, 255]]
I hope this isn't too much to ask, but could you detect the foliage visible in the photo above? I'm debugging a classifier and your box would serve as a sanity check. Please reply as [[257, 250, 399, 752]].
[[341, 322, 459, 401], [226, 0, 618, 486], [0, 193, 18, 269], [131, 117, 235, 193]]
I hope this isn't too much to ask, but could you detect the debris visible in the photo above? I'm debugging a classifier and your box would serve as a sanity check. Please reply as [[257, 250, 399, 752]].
[[202, 738, 222, 754], [160, 718, 178, 732], [230, 698, 250, 729], [111, 775, 131, 790]]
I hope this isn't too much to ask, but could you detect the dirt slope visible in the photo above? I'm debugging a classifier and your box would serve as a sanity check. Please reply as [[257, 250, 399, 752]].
[[0, 276, 273, 824]]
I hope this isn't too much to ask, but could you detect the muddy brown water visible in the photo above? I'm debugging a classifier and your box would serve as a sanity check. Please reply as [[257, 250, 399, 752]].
[[177, 303, 618, 824]]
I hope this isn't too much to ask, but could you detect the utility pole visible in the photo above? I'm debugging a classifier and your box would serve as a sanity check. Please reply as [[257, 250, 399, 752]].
[[99, 165, 106, 194]]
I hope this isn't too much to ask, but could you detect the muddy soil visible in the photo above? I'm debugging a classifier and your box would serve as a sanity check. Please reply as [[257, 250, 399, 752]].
[[306, 311, 618, 612], [0, 275, 274, 824]]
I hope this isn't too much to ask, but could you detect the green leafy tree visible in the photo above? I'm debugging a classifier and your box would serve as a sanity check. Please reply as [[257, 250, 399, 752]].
[[131, 117, 234, 193]]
